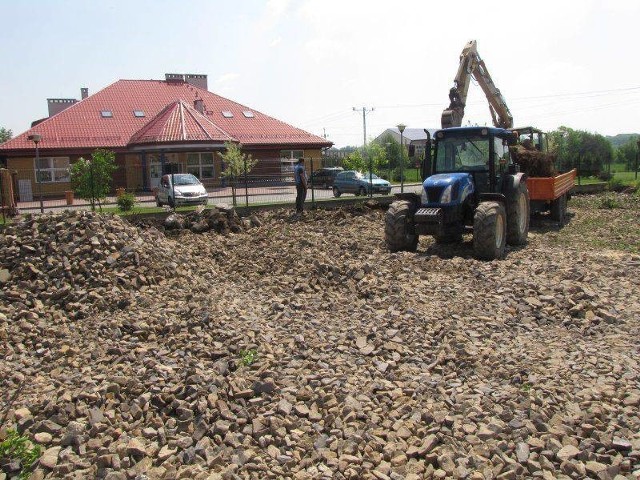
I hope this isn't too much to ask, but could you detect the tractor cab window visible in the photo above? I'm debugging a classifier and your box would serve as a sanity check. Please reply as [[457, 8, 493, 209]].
[[435, 135, 490, 173], [493, 137, 510, 173]]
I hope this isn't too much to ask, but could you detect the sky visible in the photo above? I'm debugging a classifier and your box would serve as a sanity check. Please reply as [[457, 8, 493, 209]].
[[1, 0, 638, 148]]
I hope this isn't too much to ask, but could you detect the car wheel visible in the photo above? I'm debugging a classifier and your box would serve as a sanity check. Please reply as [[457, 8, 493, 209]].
[[358, 186, 367, 196], [168, 196, 175, 208], [333, 186, 341, 198], [156, 196, 163, 207]]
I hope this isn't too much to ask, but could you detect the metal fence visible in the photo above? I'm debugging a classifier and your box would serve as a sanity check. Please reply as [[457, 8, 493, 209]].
[[5, 157, 419, 214]]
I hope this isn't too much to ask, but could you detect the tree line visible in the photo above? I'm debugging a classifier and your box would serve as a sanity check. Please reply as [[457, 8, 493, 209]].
[[327, 126, 638, 179]]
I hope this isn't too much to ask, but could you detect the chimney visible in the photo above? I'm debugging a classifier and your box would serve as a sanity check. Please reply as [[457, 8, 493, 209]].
[[47, 98, 78, 117], [194, 99, 204, 114], [185, 74, 208, 90], [81, 87, 89, 100], [165, 73, 185, 83]]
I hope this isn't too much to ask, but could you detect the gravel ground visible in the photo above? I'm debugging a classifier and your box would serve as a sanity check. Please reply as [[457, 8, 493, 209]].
[[1, 193, 639, 480]]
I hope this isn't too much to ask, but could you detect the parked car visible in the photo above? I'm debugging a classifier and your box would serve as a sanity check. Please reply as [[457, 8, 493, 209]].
[[156, 173, 208, 207], [332, 171, 392, 197], [308, 167, 344, 189]]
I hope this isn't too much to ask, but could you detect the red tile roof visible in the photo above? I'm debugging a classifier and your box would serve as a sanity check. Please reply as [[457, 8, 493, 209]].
[[129, 100, 234, 145], [1, 79, 332, 152]]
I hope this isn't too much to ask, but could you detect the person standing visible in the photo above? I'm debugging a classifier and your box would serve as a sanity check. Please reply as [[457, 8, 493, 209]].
[[294, 158, 308, 215]]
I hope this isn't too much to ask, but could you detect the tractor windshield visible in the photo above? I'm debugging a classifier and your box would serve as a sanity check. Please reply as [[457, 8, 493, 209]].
[[435, 135, 490, 173]]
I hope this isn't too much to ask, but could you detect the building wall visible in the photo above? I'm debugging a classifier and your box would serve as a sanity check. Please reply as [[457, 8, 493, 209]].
[[8, 156, 74, 198], [7, 145, 330, 197]]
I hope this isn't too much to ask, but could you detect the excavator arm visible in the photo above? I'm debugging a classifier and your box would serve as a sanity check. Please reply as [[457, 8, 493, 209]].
[[441, 40, 514, 130]]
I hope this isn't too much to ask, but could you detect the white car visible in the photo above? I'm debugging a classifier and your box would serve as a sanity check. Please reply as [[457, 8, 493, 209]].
[[156, 174, 208, 207]]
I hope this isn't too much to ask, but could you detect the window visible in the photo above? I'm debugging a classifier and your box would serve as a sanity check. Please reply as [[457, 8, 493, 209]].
[[242, 110, 255, 118], [100, 110, 113, 118], [133, 110, 145, 117], [435, 136, 489, 172], [35, 157, 70, 183], [222, 111, 233, 118], [280, 150, 304, 173], [186, 152, 215, 179]]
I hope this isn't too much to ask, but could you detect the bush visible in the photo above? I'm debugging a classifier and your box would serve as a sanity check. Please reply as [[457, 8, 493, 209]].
[[70, 148, 117, 212], [598, 194, 620, 209], [116, 192, 136, 212], [607, 178, 625, 192], [597, 171, 613, 181]]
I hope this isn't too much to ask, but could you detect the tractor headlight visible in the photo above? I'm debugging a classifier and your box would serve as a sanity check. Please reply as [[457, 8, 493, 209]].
[[421, 187, 428, 205], [440, 185, 453, 204]]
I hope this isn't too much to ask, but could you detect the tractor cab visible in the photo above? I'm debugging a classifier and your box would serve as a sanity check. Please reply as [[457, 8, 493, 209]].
[[428, 127, 517, 198]]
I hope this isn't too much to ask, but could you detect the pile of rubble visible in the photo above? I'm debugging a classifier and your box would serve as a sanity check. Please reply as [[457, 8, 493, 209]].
[[163, 204, 261, 234], [0, 210, 188, 320], [1, 198, 639, 479]]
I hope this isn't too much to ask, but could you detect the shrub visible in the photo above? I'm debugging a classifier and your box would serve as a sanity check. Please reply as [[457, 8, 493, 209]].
[[116, 192, 136, 212], [597, 171, 613, 181], [598, 194, 620, 209], [70, 148, 117, 212], [607, 178, 625, 192]]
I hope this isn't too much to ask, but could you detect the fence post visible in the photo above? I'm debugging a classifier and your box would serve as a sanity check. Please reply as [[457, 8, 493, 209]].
[[310, 157, 315, 209], [244, 157, 249, 208], [231, 175, 237, 207], [89, 159, 96, 211], [577, 155, 581, 186], [0, 171, 5, 224], [171, 172, 176, 211]]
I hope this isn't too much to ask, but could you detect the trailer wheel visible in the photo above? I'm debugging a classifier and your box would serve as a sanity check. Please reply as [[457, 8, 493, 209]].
[[506, 181, 530, 245], [550, 194, 567, 225], [473, 201, 506, 260], [385, 200, 418, 252]]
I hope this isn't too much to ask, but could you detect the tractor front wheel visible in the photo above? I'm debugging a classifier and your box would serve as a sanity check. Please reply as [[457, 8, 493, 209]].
[[473, 201, 507, 260], [385, 200, 418, 252]]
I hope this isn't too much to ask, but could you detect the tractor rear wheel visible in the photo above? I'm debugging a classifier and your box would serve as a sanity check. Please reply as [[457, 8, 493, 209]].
[[506, 181, 530, 245], [385, 200, 418, 252], [473, 201, 506, 260]]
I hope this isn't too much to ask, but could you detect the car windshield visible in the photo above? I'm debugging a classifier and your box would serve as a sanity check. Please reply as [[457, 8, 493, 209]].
[[355, 172, 380, 180], [172, 174, 201, 186], [435, 135, 490, 172]]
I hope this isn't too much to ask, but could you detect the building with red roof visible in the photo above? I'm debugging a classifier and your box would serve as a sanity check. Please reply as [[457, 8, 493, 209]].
[[0, 73, 331, 199]]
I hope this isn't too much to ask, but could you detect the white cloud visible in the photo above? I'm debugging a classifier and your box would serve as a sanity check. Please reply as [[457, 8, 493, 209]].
[[269, 37, 282, 48]]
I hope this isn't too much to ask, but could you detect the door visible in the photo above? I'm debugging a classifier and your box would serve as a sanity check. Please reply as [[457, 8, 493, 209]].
[[149, 163, 162, 189]]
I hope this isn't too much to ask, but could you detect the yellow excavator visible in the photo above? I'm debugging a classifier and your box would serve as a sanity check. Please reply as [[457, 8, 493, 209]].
[[440, 40, 513, 130]]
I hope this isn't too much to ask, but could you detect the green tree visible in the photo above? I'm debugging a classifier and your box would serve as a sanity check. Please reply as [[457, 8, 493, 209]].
[[615, 137, 638, 171], [343, 149, 367, 172], [70, 148, 118, 212], [0, 127, 12, 143], [218, 142, 257, 179], [548, 126, 612, 177]]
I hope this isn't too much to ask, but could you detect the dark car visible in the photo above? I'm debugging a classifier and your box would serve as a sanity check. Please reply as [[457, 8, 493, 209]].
[[308, 167, 344, 189], [332, 171, 392, 197]]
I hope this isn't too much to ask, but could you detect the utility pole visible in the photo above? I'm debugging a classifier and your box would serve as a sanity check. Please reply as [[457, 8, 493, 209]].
[[352, 107, 374, 146], [353, 107, 375, 197]]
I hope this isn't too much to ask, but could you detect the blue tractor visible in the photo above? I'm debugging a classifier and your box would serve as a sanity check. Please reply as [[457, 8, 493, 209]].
[[384, 126, 530, 260]]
